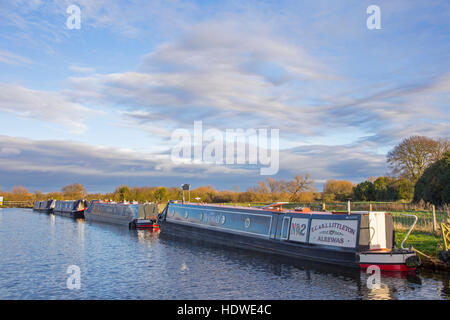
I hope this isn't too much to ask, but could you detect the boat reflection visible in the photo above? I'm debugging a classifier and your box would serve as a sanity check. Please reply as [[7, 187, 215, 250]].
[[158, 232, 433, 300], [136, 229, 160, 245]]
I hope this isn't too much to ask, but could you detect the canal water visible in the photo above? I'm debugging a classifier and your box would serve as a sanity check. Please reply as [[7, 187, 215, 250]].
[[0, 208, 448, 300]]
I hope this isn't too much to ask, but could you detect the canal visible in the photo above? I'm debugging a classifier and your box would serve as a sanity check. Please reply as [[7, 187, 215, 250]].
[[0, 208, 448, 300]]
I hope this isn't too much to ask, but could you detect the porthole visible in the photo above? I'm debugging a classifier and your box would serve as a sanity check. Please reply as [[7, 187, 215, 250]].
[[220, 215, 226, 224], [244, 217, 251, 229]]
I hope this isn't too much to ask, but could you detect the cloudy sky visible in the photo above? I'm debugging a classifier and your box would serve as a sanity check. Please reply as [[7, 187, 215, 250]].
[[0, 0, 449, 193]]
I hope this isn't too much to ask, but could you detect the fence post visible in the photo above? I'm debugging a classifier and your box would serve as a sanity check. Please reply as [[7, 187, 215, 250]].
[[369, 203, 372, 212], [432, 204, 437, 233], [322, 202, 326, 211]]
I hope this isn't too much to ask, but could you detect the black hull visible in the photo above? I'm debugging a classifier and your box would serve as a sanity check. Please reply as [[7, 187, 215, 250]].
[[53, 210, 85, 219], [159, 220, 359, 269], [33, 208, 53, 214]]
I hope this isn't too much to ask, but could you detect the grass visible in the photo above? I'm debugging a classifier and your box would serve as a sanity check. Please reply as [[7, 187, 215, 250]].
[[395, 231, 444, 256]]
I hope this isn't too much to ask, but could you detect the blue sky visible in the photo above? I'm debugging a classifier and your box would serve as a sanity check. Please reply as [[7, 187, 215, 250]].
[[0, 0, 449, 193]]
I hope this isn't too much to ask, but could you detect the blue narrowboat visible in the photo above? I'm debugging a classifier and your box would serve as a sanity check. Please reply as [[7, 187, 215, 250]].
[[158, 201, 421, 272]]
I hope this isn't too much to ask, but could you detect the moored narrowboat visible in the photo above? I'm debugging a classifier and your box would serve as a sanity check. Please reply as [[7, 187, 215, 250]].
[[53, 200, 88, 219], [85, 201, 159, 229], [33, 200, 55, 213], [158, 201, 421, 272]]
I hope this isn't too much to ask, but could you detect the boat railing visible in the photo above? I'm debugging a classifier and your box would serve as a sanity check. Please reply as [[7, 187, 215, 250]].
[[400, 214, 418, 250]]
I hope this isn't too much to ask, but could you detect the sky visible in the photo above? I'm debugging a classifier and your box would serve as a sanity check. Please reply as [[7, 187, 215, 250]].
[[0, 0, 449, 193]]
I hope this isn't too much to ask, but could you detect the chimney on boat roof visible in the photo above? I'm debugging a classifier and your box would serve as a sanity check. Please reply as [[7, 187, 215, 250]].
[[346, 198, 352, 215], [181, 184, 191, 203]]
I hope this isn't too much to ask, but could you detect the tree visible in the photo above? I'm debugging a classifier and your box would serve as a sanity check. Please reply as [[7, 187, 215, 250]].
[[10, 186, 33, 201], [323, 180, 353, 202], [191, 186, 218, 203], [353, 181, 375, 201], [34, 190, 44, 201], [62, 183, 86, 199], [387, 136, 449, 183], [396, 178, 414, 201], [154, 187, 168, 202], [114, 185, 131, 202], [373, 177, 387, 200], [414, 151, 450, 206], [286, 174, 314, 202]]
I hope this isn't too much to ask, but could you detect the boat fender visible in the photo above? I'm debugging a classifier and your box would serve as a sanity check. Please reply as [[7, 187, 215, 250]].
[[405, 255, 421, 268], [129, 220, 137, 230], [437, 250, 450, 265]]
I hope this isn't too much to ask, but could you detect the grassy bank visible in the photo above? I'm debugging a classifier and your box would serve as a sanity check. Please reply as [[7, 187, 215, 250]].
[[395, 231, 443, 256]]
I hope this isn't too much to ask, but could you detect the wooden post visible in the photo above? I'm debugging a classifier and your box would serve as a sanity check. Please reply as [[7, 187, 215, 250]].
[[322, 202, 326, 211], [369, 203, 372, 212], [432, 205, 437, 233]]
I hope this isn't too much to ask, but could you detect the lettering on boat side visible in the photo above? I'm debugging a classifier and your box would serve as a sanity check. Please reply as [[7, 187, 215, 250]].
[[288, 217, 309, 243], [309, 219, 358, 248]]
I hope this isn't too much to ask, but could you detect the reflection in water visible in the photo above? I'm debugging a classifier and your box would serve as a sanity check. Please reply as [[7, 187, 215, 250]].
[[77, 218, 85, 249], [0, 208, 448, 300], [367, 283, 391, 300], [443, 278, 450, 298], [180, 261, 189, 271], [136, 229, 160, 246]]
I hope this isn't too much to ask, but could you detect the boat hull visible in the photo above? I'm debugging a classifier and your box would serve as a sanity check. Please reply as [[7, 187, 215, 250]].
[[159, 214, 359, 269], [53, 210, 85, 219]]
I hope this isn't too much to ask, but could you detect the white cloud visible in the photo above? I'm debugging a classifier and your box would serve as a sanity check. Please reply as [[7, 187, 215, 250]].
[[0, 50, 33, 65], [0, 83, 93, 134], [67, 18, 336, 138], [69, 65, 95, 74]]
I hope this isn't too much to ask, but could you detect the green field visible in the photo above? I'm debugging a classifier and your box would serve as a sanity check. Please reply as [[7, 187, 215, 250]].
[[395, 231, 443, 256]]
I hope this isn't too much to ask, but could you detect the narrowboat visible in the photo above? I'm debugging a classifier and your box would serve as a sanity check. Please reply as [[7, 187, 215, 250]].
[[85, 201, 159, 229], [158, 201, 421, 272], [33, 200, 55, 213], [53, 200, 88, 219]]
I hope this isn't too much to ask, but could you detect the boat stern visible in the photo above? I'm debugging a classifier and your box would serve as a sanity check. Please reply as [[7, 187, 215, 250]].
[[359, 250, 421, 272]]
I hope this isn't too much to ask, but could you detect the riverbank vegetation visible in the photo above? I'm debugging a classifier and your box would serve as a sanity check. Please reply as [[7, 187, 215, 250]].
[[395, 231, 443, 257]]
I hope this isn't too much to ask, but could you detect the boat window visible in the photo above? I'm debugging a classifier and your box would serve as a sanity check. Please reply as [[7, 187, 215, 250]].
[[244, 217, 251, 229], [184, 210, 189, 218], [221, 215, 226, 224], [281, 217, 290, 240]]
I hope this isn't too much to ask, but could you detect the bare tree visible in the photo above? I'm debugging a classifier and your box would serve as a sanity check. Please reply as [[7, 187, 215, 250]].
[[387, 136, 449, 182], [433, 138, 450, 162], [286, 174, 314, 202]]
